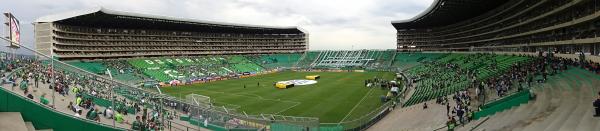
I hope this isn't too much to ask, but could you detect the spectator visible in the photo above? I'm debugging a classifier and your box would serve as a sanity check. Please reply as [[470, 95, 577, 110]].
[[67, 102, 75, 112], [115, 111, 125, 123], [132, 116, 142, 130], [26, 92, 34, 100], [75, 109, 83, 118], [39, 93, 49, 105], [594, 92, 600, 117], [86, 107, 100, 122], [447, 117, 456, 131], [19, 79, 28, 94], [104, 107, 114, 119], [76, 96, 83, 106]]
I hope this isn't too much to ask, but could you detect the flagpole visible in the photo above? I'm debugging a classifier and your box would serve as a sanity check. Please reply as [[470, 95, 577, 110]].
[[107, 69, 115, 127], [51, 46, 55, 107]]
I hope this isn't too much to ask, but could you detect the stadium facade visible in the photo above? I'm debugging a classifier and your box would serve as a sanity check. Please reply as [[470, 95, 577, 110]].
[[393, 0, 600, 54], [34, 7, 308, 60]]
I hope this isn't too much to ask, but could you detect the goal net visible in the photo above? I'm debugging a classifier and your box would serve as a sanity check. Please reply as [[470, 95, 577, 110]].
[[185, 94, 212, 108]]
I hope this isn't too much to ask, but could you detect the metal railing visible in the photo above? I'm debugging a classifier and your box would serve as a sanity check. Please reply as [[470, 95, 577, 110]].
[[1, 37, 320, 130]]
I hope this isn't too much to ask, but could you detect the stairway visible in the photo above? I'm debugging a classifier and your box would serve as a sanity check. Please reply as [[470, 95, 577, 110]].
[[459, 68, 600, 131], [0, 112, 53, 131]]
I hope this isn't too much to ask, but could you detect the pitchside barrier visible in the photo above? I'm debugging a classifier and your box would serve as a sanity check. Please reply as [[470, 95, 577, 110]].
[[1, 39, 320, 131], [473, 90, 532, 120], [319, 97, 400, 131]]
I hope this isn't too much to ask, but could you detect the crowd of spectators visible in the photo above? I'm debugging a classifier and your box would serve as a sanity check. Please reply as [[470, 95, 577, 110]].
[[0, 55, 187, 130], [440, 51, 600, 130]]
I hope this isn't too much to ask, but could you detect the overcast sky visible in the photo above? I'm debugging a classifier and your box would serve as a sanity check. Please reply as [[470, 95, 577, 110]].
[[0, 0, 432, 50]]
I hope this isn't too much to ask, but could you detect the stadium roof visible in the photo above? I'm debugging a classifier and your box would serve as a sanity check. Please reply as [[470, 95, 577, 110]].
[[391, 0, 509, 30], [35, 7, 306, 34]]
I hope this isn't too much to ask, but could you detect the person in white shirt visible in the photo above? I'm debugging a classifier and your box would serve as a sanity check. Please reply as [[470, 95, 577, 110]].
[[105, 107, 114, 119], [391, 86, 399, 96], [74, 109, 83, 118]]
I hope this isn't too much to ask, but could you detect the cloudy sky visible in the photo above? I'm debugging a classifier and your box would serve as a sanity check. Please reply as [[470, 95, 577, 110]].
[[0, 0, 432, 50]]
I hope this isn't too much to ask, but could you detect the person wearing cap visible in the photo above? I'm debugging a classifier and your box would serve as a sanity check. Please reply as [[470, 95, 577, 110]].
[[104, 106, 114, 118]]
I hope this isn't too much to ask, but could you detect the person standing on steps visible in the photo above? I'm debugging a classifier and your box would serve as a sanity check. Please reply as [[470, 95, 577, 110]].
[[446, 103, 451, 116], [447, 116, 456, 131], [594, 92, 600, 117]]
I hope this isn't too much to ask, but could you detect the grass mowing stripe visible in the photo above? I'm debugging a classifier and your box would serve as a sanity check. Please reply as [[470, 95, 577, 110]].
[[337, 72, 389, 123], [162, 71, 395, 123], [339, 86, 375, 123]]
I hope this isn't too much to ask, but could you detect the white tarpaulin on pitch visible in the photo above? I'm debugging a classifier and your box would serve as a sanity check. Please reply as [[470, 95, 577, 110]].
[[276, 79, 317, 86]]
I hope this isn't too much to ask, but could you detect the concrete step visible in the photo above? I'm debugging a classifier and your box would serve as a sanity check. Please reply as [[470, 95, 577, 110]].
[[0, 112, 28, 131], [520, 82, 566, 131], [557, 81, 592, 131], [457, 117, 488, 131], [542, 90, 580, 131], [25, 122, 35, 131], [540, 75, 579, 130], [574, 103, 596, 131], [509, 85, 553, 131], [470, 70, 598, 131]]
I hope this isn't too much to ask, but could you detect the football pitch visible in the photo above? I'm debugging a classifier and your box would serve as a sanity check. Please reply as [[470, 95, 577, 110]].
[[162, 71, 396, 123]]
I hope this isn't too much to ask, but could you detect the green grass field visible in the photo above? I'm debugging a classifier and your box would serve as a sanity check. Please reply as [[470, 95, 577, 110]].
[[162, 71, 395, 123]]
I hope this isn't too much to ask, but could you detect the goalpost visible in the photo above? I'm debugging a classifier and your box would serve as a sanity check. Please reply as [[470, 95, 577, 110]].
[[185, 94, 212, 108]]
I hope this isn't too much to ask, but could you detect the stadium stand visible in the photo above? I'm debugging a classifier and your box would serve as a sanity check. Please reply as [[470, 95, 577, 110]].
[[403, 53, 531, 106], [124, 55, 269, 83], [246, 53, 302, 69], [228, 56, 264, 73], [461, 67, 600, 130], [295, 51, 321, 68], [393, 0, 600, 54], [295, 50, 396, 69], [66, 60, 145, 84], [65, 60, 107, 74], [34, 7, 307, 60], [391, 53, 447, 70]]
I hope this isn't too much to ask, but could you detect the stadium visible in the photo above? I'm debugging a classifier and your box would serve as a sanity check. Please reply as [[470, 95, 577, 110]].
[[0, 0, 599, 131]]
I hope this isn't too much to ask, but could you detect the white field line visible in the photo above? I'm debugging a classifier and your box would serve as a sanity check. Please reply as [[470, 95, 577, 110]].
[[176, 89, 301, 114], [274, 101, 302, 115], [339, 87, 375, 123]]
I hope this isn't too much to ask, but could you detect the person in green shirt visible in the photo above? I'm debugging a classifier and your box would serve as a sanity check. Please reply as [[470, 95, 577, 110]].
[[40, 93, 49, 105], [87, 107, 100, 122], [71, 86, 79, 95], [115, 111, 124, 123], [132, 116, 142, 131], [19, 80, 28, 94], [76, 96, 83, 106], [447, 117, 456, 131]]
